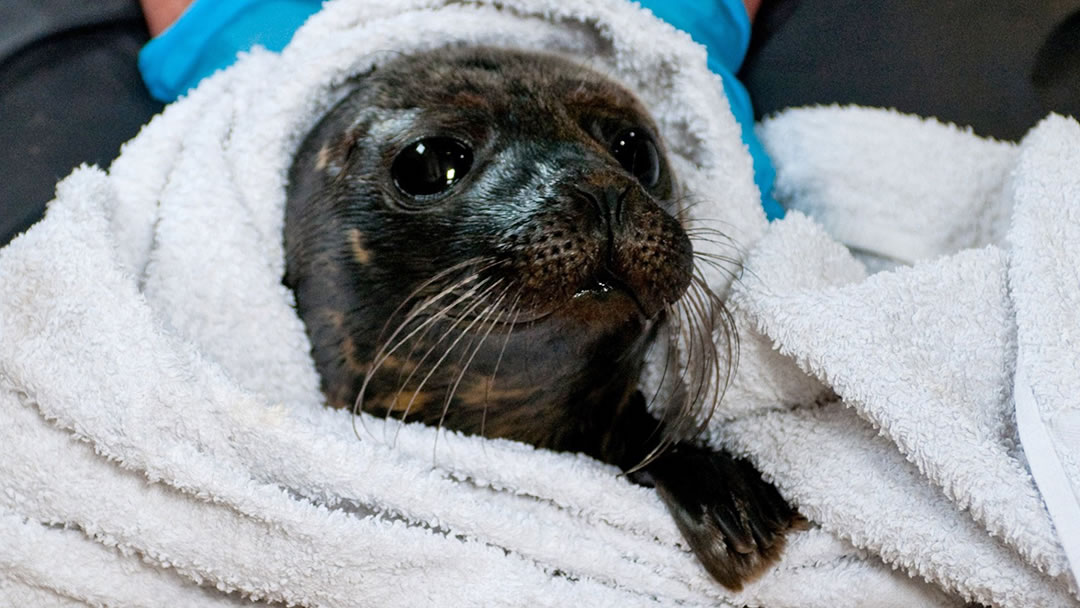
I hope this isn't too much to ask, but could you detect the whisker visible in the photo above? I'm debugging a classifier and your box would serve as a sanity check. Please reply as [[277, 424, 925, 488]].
[[432, 285, 513, 463], [681, 212, 745, 234], [392, 278, 507, 446], [376, 274, 494, 444], [482, 290, 524, 440], [682, 224, 744, 240], [628, 299, 694, 473], [689, 255, 746, 285], [390, 277, 488, 405], [373, 267, 492, 364], [699, 271, 739, 400], [373, 258, 495, 350], [354, 274, 495, 421], [685, 238, 750, 265], [351, 261, 500, 444], [690, 271, 737, 431], [625, 304, 679, 472], [377, 274, 497, 443], [683, 281, 715, 416], [644, 303, 677, 414], [628, 264, 736, 473], [387, 277, 503, 406], [639, 308, 666, 413], [690, 251, 744, 266]]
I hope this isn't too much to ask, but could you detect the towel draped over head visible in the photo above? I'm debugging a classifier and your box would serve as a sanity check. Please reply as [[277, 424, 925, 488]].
[[1, 0, 1077, 606]]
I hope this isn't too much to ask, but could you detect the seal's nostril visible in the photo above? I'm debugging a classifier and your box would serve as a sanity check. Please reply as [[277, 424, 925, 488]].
[[573, 183, 637, 229], [613, 184, 634, 224], [571, 185, 604, 223], [600, 185, 620, 220]]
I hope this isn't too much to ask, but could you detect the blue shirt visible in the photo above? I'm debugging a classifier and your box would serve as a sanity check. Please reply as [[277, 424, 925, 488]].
[[139, 0, 781, 220]]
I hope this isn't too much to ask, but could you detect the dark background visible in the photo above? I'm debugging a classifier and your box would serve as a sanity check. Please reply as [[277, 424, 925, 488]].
[[3, 0, 1080, 246], [742, 0, 1080, 140]]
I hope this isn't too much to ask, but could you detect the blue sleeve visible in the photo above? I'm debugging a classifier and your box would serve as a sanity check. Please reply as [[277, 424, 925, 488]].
[[638, 0, 783, 221], [138, 0, 323, 102]]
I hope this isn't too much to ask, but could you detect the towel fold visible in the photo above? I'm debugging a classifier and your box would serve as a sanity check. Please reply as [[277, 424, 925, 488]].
[[739, 109, 1080, 606]]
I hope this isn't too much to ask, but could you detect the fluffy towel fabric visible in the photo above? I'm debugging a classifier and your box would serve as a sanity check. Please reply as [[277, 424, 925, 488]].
[[732, 108, 1080, 607], [0, 2, 1073, 608], [0, 1, 949, 606]]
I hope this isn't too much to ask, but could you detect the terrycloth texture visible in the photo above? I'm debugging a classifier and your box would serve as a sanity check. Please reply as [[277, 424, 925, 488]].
[[0, 2, 1074, 607], [734, 108, 1080, 607], [0, 1, 952, 606]]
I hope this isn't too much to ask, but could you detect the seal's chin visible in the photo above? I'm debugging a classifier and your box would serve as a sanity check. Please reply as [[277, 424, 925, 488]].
[[502, 287, 654, 338], [562, 282, 655, 332], [572, 267, 676, 321]]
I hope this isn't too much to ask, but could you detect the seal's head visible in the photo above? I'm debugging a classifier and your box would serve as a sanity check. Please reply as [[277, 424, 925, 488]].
[[285, 46, 717, 449], [285, 46, 797, 591]]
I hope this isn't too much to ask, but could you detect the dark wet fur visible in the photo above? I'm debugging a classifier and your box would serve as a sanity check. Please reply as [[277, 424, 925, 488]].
[[284, 46, 801, 590]]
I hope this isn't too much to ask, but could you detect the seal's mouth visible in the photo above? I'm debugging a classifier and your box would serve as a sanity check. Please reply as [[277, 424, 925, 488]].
[[496, 284, 646, 331], [573, 270, 646, 311], [573, 269, 619, 298], [567, 270, 654, 326]]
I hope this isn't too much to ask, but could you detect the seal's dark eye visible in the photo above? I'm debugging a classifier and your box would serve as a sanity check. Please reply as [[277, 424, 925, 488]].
[[611, 129, 661, 188], [392, 137, 473, 197]]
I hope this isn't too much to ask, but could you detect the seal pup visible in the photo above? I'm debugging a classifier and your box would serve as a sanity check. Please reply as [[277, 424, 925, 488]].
[[284, 46, 801, 590]]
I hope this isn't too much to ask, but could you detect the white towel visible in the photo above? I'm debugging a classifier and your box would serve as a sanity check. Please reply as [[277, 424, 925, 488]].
[[728, 108, 1080, 607], [0, 0, 1071, 606]]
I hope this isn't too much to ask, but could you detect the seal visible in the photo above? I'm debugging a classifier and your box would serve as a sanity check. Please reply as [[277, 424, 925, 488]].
[[284, 46, 801, 590]]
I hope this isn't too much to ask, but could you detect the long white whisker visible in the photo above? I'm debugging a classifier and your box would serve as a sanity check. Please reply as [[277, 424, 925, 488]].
[[432, 286, 512, 462], [391, 279, 506, 446]]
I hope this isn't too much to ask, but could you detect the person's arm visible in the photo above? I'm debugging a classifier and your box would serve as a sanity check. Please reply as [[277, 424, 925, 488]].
[[744, 0, 763, 21], [136, 0, 322, 101], [140, 0, 193, 36]]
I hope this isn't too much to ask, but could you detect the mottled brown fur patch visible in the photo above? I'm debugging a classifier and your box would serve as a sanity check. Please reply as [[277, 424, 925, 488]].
[[314, 308, 345, 328], [455, 380, 541, 409], [315, 144, 332, 171], [373, 389, 435, 415], [341, 335, 360, 363], [378, 355, 418, 375], [348, 228, 371, 264]]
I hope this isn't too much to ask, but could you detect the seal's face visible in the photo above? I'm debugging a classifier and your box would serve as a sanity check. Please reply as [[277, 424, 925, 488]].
[[286, 47, 698, 448], [286, 47, 800, 590]]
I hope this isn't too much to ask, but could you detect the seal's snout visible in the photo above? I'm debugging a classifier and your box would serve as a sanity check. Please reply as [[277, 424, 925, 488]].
[[573, 181, 632, 229], [569, 177, 694, 319]]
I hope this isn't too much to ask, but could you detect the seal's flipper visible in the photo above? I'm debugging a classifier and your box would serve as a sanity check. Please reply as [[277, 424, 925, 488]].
[[643, 444, 804, 590], [603, 392, 802, 590]]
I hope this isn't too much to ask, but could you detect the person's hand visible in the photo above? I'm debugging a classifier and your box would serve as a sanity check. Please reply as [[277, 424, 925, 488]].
[[140, 0, 195, 36]]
